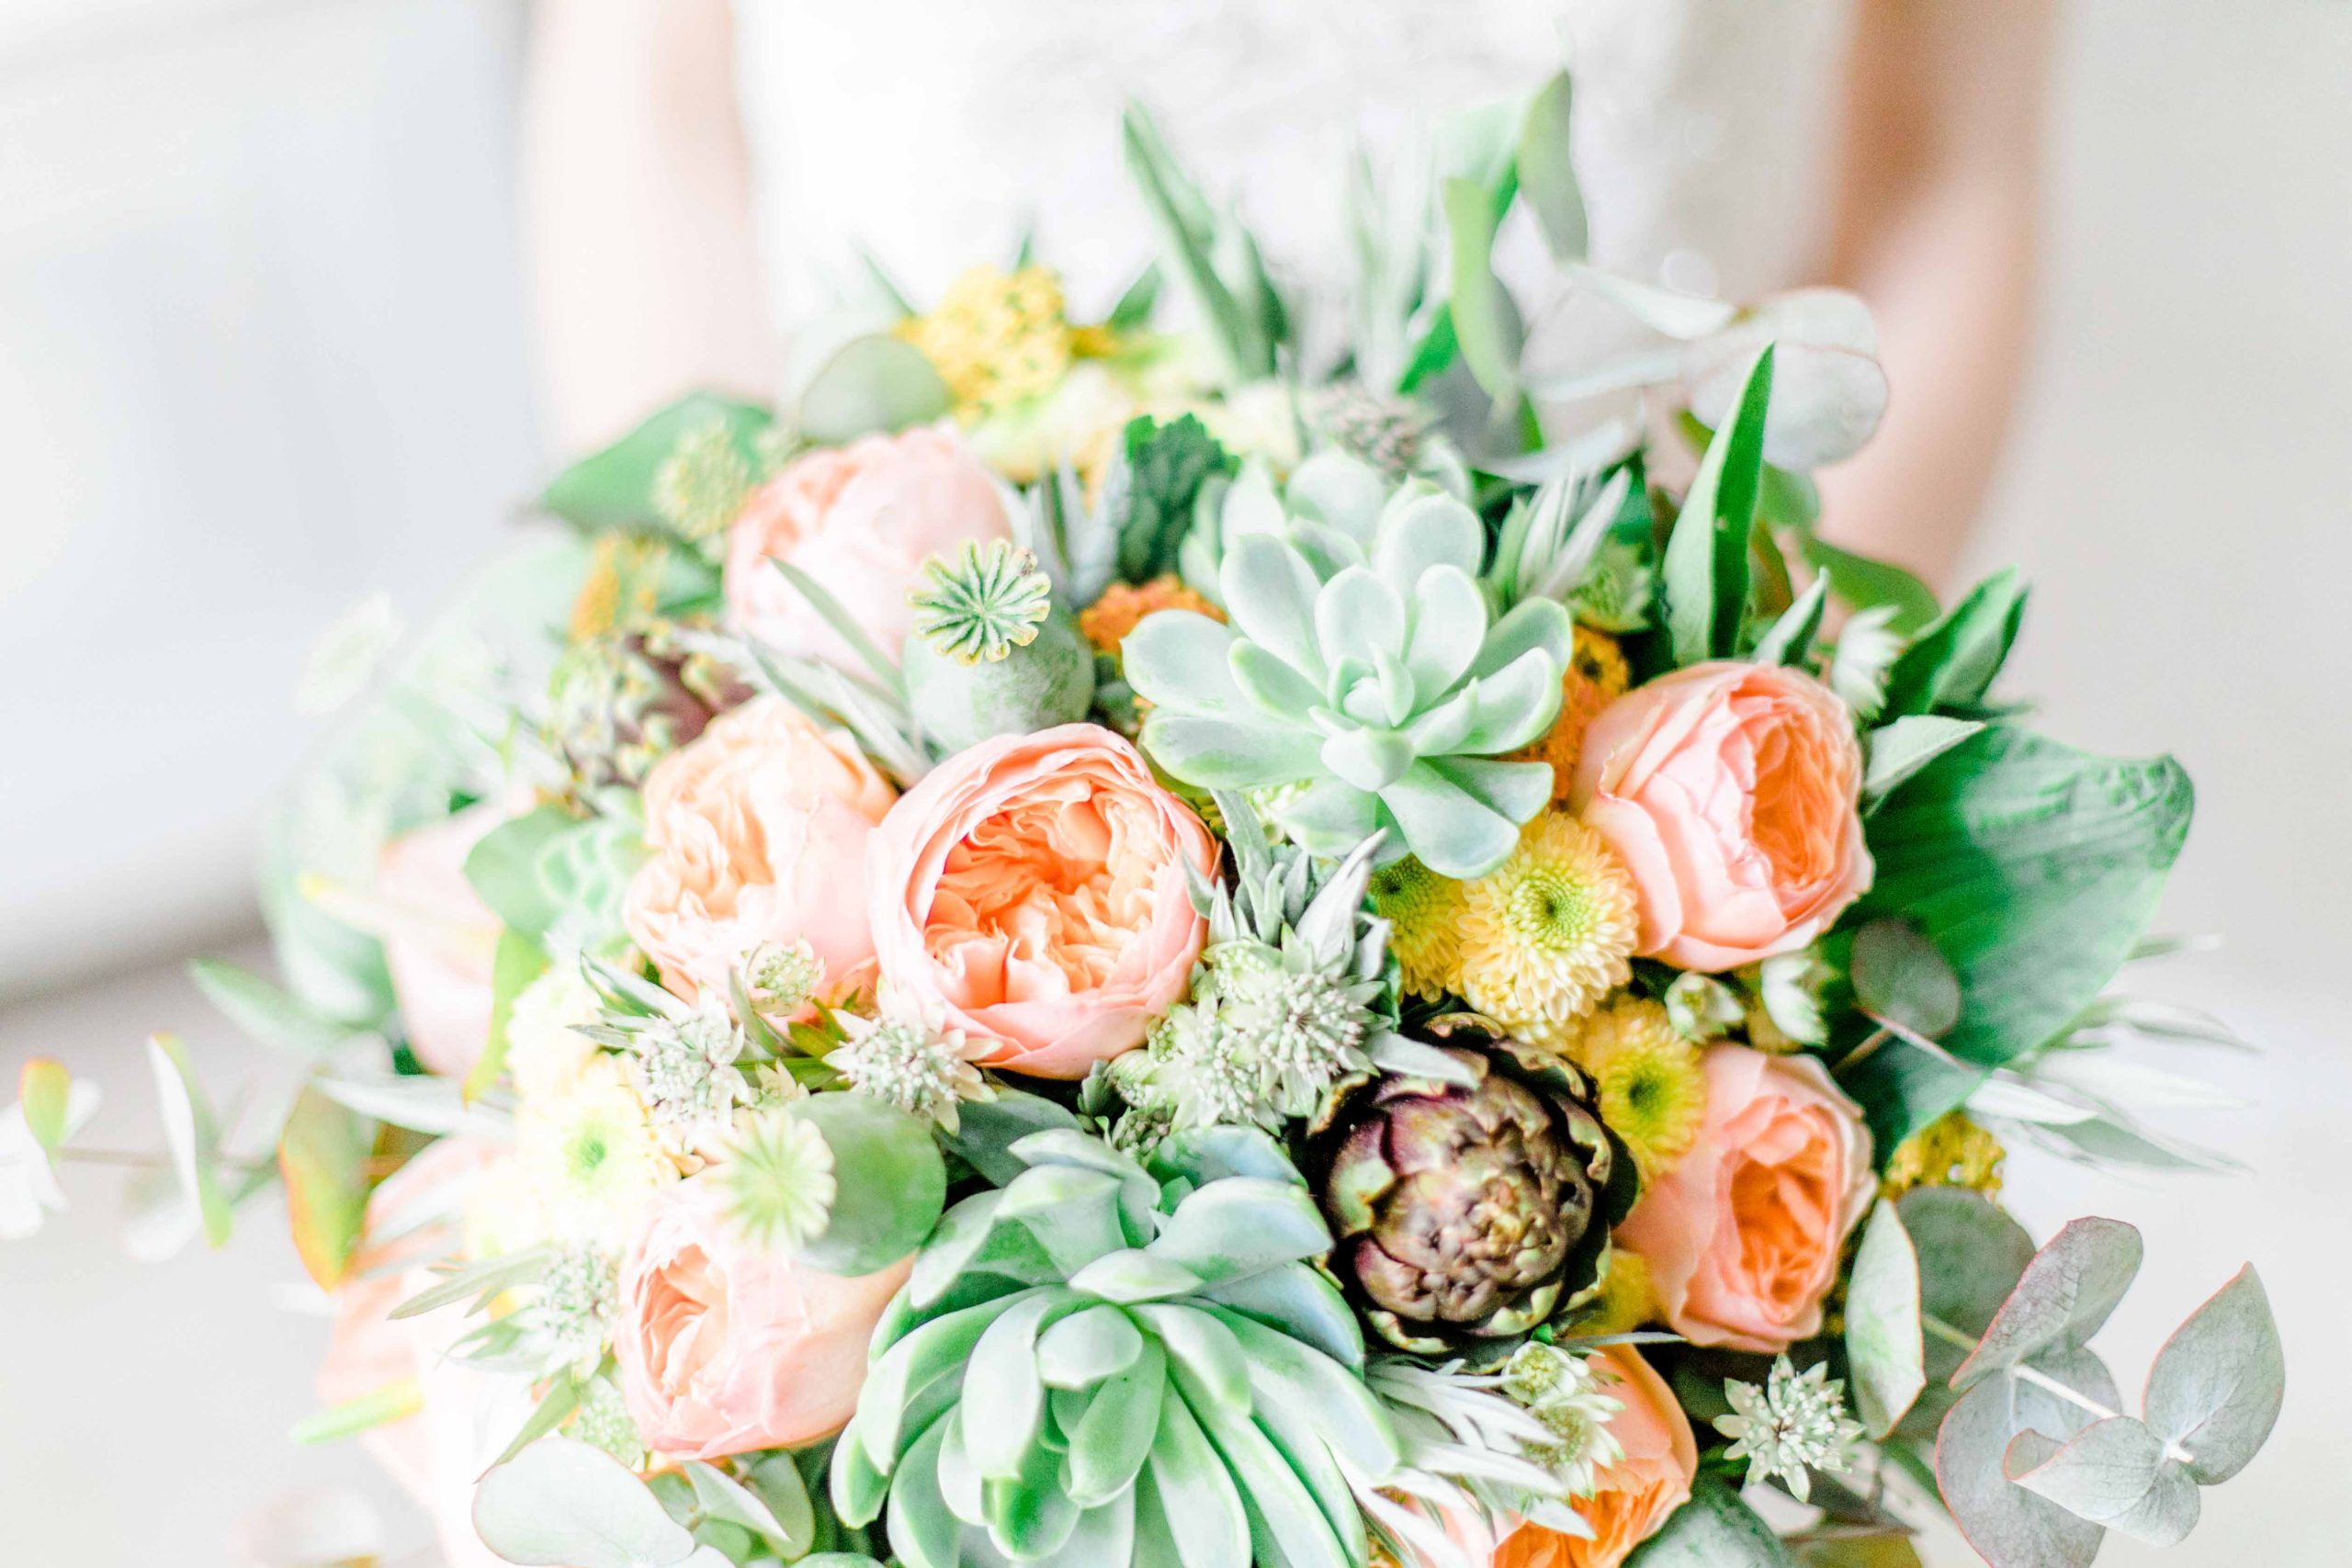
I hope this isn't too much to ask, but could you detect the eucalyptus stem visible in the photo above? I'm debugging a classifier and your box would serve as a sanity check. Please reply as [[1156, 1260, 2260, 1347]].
[[1919, 1312, 2195, 1466]]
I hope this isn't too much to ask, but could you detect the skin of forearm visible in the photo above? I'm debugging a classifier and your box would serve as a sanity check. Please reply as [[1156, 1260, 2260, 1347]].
[[1818, 0, 2062, 591], [520, 0, 775, 451]]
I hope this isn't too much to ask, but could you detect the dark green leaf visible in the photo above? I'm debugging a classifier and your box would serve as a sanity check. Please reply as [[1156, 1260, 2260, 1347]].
[[1104, 415, 1236, 583], [1800, 535, 1939, 636], [1880, 569, 2029, 717]]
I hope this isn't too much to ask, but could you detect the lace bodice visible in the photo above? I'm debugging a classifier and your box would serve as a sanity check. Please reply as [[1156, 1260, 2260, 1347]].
[[732, 0, 1855, 334]]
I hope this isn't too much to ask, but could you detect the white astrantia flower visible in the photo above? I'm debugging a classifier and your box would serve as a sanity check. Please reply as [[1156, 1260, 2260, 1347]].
[[828, 994, 992, 1133], [616, 995, 752, 1146], [741, 939, 825, 1021], [520, 1245, 618, 1378], [1500, 1342, 1628, 1500], [1713, 1354, 1864, 1503]]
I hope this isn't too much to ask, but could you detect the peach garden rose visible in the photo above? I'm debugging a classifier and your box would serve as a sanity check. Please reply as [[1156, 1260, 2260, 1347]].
[[867, 723, 1216, 1078], [613, 1174, 911, 1461], [1615, 1043, 1875, 1351], [624, 695, 897, 1007], [1570, 660, 1871, 972], [722, 422, 1011, 664]]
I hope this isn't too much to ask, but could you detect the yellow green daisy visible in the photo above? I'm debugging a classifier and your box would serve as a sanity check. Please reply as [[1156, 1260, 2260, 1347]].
[[517, 1057, 675, 1245], [1882, 1111, 2007, 1200], [1367, 855, 1468, 1002], [1450, 812, 1639, 1043], [1575, 997, 1709, 1180]]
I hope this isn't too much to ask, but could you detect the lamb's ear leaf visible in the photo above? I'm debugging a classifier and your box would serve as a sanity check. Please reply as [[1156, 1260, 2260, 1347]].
[[2143, 1265, 2286, 1484], [1663, 345, 1774, 665], [1623, 1476, 1796, 1566], [1845, 1201, 1926, 1438]]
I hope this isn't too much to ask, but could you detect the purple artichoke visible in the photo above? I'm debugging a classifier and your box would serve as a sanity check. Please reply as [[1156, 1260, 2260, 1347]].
[[1304, 1018, 1634, 1357]]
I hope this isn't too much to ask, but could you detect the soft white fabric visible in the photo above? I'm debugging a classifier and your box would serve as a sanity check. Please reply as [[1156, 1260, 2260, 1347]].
[[731, 0, 1855, 335]]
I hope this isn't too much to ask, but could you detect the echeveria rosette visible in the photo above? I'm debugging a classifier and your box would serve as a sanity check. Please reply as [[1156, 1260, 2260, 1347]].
[[830, 1126, 1402, 1568], [1124, 454, 1573, 879], [1303, 1018, 1635, 1359]]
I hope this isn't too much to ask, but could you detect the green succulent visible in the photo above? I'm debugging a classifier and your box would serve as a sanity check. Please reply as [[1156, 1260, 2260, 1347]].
[[1125, 452, 1573, 879], [830, 1125, 1402, 1568]]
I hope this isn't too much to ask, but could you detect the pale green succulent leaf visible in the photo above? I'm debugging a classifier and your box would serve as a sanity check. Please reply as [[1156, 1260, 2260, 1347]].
[[1273, 778, 1383, 856], [1068, 1339, 1170, 1506], [1320, 726, 1416, 793], [1427, 755, 1555, 824], [882, 1417, 961, 1568], [1200, 1265, 1365, 1371], [1069, 1248, 1209, 1303], [1141, 715, 1328, 790], [912, 1192, 1058, 1310], [1229, 640, 1327, 719], [1380, 762, 1521, 877], [1187, 1395, 1355, 1568], [1284, 518, 1372, 581], [1000, 1166, 1130, 1278], [1372, 492, 1485, 597], [1222, 535, 1329, 682], [854, 1291, 1034, 1461], [1037, 1304, 1148, 1390], [1372, 647, 1417, 728], [1312, 566, 1407, 674], [1285, 451, 1388, 544], [1137, 1303, 1253, 1417], [1401, 565, 1489, 698], [965, 1292, 1085, 1482], [935, 1409, 984, 1526], [1041, 1488, 1139, 1568], [1145, 1396, 1253, 1568], [829, 1423, 892, 1529], [1469, 595, 1574, 683], [1248, 1393, 1369, 1562], [985, 1434, 1083, 1559], [1213, 1309, 1397, 1474], [1146, 1178, 1331, 1284], [1150, 1126, 1309, 1190], [1124, 612, 1246, 714]]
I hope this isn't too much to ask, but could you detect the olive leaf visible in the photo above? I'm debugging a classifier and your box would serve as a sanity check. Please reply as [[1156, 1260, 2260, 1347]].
[[147, 1032, 232, 1248]]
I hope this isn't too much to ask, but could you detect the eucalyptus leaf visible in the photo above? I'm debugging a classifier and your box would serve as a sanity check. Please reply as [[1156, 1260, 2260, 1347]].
[[147, 1032, 232, 1248], [317, 1073, 512, 1140], [277, 1086, 372, 1290], [1933, 1344, 2119, 1568], [1894, 1189, 2035, 1440], [797, 334, 954, 445], [1849, 919, 1962, 1040], [1845, 1201, 1926, 1438], [1954, 1217, 2143, 1392], [191, 958, 356, 1056], [2005, 1417, 2200, 1546], [1442, 176, 1521, 404], [16, 1057, 74, 1152], [472, 1438, 700, 1568], [2142, 1265, 2285, 1483]]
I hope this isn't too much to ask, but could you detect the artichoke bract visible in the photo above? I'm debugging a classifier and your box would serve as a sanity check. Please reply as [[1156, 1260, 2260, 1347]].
[[1122, 452, 1572, 879], [1303, 1018, 1634, 1358]]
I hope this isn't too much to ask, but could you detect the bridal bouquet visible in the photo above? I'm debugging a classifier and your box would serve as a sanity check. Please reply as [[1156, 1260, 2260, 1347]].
[[7, 82, 2283, 1568]]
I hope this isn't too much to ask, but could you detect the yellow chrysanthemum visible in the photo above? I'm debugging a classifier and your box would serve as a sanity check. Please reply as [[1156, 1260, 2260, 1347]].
[[1451, 813, 1640, 1043], [1368, 855, 1468, 1002], [1574, 998, 1709, 1180], [1571, 1247, 1657, 1337], [1882, 1111, 2007, 1200], [1079, 575, 1225, 655], [898, 264, 1074, 418], [567, 533, 668, 643], [517, 1056, 676, 1245], [1510, 626, 1633, 802]]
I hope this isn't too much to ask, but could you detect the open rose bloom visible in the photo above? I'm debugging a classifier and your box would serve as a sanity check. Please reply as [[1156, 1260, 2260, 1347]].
[[868, 723, 1215, 1077], [1618, 1045, 1876, 1350], [1572, 661, 1871, 972]]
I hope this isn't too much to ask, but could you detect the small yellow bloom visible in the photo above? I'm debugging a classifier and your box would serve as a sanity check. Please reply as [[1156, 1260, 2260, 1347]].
[[898, 264, 1075, 418], [568, 534, 668, 643], [1079, 575, 1224, 656], [1571, 1247, 1657, 1337], [1882, 1111, 2007, 1200], [1510, 627, 1632, 802], [1573, 998, 1708, 1181], [1450, 812, 1640, 1044], [518, 1056, 676, 1245], [1368, 855, 1468, 1003]]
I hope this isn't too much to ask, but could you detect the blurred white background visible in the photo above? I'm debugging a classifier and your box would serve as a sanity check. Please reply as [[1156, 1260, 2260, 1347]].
[[1, 0, 2346, 1563]]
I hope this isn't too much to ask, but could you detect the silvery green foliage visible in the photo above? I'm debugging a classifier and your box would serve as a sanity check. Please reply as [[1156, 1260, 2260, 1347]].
[[830, 1126, 1402, 1568], [1358, 1358, 1589, 1568], [1484, 462, 1634, 622], [1106, 795, 1430, 1145], [1844, 1195, 2284, 1568], [474, 1436, 813, 1568], [1125, 452, 1572, 878]]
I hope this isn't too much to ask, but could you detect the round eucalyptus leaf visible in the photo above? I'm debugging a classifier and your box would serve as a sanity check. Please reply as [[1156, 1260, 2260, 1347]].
[[1845, 1200, 1926, 1438], [797, 334, 953, 445], [794, 1093, 946, 1276], [1624, 1476, 1796, 1566], [1850, 919, 1962, 1040], [471, 1437, 696, 1568], [2142, 1264, 2286, 1484]]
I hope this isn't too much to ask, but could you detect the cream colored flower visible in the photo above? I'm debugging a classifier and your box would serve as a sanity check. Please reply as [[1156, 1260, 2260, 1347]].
[[518, 1056, 676, 1246], [1452, 812, 1641, 1044]]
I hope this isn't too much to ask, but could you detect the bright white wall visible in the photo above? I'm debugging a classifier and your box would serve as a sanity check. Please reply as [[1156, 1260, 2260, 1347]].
[[0, 0, 538, 1000]]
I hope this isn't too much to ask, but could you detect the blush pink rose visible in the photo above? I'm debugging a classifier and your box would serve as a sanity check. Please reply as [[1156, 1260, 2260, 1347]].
[[1570, 660, 1872, 972], [1616, 1044, 1875, 1351], [316, 1138, 524, 1568], [1415, 1348, 1697, 1568], [625, 695, 898, 1006], [614, 1175, 911, 1460], [723, 423, 1011, 664], [377, 800, 510, 1078], [868, 724, 1215, 1078]]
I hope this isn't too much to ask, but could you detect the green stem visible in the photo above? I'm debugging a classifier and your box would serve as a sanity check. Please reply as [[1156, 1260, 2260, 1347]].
[[1918, 1313, 2196, 1467]]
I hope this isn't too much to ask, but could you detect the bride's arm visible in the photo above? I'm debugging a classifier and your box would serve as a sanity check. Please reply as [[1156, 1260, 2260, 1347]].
[[520, 0, 775, 450], [1817, 0, 2062, 588]]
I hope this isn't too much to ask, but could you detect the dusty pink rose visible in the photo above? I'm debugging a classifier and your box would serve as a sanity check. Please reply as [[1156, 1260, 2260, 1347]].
[[868, 723, 1215, 1078], [1570, 660, 1871, 972], [377, 800, 510, 1077], [614, 1175, 911, 1460], [316, 1138, 525, 1568], [625, 695, 898, 1005], [1616, 1044, 1875, 1351], [723, 423, 1011, 664]]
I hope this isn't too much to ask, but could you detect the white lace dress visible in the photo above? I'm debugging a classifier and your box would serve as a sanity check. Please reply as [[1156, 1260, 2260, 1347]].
[[731, 0, 1855, 341]]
